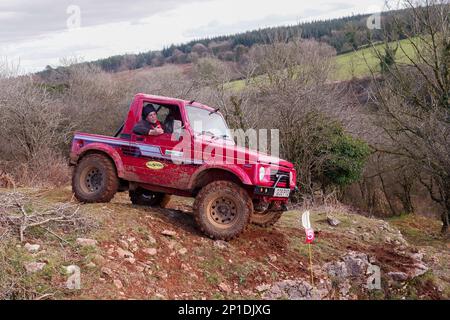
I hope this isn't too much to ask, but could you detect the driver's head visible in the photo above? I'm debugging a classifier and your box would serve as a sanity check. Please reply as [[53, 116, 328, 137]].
[[143, 105, 158, 124]]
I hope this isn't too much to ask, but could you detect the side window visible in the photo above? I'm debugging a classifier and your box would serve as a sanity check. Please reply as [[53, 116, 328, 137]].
[[156, 106, 170, 123], [141, 102, 182, 135]]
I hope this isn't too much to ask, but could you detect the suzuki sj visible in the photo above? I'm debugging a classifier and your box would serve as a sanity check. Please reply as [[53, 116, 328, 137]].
[[70, 94, 297, 240]]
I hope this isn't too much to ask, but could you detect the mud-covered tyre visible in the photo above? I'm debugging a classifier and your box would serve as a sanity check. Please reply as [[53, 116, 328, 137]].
[[250, 210, 283, 227], [193, 181, 253, 240], [72, 154, 119, 203], [129, 188, 166, 207]]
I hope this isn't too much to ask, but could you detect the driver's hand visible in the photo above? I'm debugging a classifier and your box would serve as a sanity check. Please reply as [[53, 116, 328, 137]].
[[155, 127, 164, 135]]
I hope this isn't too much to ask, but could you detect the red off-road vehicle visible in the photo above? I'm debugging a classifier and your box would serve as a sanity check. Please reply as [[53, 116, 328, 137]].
[[70, 94, 297, 240]]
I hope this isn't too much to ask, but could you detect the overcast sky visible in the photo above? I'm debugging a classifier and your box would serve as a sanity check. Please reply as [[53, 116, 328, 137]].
[[0, 0, 386, 73]]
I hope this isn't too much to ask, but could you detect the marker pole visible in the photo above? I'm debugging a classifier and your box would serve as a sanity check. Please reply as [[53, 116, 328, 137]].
[[308, 243, 314, 286]]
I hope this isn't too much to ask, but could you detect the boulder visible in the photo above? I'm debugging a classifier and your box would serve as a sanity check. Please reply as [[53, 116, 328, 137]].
[[147, 236, 157, 245], [101, 267, 114, 277], [116, 247, 134, 259], [218, 282, 232, 293], [213, 240, 228, 249], [113, 279, 123, 289], [76, 238, 97, 247], [24, 243, 40, 253], [327, 216, 341, 226], [388, 272, 409, 282], [118, 240, 129, 250], [161, 230, 177, 237], [124, 257, 136, 264], [410, 263, 429, 278], [263, 279, 328, 300], [143, 248, 157, 256], [342, 252, 370, 277], [24, 262, 46, 273], [323, 261, 348, 279], [91, 254, 107, 266], [256, 284, 271, 292]]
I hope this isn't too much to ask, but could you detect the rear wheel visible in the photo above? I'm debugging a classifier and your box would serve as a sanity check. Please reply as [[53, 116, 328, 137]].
[[72, 154, 119, 203], [193, 181, 253, 240], [129, 188, 167, 207]]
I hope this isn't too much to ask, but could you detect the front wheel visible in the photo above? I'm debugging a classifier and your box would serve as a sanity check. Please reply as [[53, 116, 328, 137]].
[[193, 181, 253, 240], [72, 154, 119, 203], [250, 210, 283, 227], [250, 202, 284, 227]]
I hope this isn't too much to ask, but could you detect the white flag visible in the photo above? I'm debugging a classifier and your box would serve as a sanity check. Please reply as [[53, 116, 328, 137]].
[[301, 210, 311, 230]]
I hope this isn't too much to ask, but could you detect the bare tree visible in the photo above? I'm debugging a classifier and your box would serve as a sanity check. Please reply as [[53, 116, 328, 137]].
[[369, 0, 450, 232], [132, 64, 194, 99], [245, 39, 369, 196]]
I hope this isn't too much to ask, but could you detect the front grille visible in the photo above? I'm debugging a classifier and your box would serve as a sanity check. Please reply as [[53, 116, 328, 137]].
[[270, 170, 289, 186]]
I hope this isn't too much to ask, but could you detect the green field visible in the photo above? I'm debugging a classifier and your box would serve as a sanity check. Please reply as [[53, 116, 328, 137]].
[[334, 38, 417, 80], [227, 38, 418, 91]]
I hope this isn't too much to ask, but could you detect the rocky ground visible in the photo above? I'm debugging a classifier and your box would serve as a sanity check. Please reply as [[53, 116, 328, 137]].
[[0, 187, 448, 300]]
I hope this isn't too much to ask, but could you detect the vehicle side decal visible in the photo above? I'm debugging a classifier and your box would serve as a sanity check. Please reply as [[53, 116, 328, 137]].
[[75, 134, 201, 165]]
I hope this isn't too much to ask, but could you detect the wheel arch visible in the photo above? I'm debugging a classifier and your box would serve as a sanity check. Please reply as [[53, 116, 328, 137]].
[[76, 144, 124, 178], [189, 165, 252, 193]]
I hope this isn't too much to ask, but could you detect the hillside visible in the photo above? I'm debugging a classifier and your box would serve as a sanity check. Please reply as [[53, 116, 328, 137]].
[[1, 187, 448, 300], [335, 38, 417, 80], [221, 38, 416, 92], [37, 6, 420, 78]]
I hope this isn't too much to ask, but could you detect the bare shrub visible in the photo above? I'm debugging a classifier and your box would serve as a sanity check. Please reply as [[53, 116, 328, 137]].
[[0, 191, 93, 242], [0, 76, 69, 162], [59, 63, 132, 136], [131, 64, 194, 99], [0, 169, 16, 189]]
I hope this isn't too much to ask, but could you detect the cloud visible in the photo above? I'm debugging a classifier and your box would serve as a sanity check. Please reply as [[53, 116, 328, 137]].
[[0, 0, 212, 44], [0, 0, 386, 73], [182, 1, 359, 40]]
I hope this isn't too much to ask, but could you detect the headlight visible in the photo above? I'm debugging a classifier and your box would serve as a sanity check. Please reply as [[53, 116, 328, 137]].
[[259, 167, 266, 181], [289, 172, 293, 184]]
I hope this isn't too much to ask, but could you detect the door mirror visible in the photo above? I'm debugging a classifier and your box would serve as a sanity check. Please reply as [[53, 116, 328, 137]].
[[172, 120, 183, 141]]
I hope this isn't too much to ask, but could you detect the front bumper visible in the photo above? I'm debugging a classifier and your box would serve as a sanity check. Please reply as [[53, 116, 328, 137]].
[[254, 186, 297, 199]]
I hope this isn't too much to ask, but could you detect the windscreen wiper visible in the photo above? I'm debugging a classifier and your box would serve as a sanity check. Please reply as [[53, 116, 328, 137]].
[[201, 130, 217, 137], [209, 108, 220, 115]]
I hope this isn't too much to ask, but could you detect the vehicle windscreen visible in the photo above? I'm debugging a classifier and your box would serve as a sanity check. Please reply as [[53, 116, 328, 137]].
[[186, 105, 233, 141]]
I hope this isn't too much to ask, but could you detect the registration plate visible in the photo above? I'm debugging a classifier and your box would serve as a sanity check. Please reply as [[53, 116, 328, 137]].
[[273, 188, 290, 198]]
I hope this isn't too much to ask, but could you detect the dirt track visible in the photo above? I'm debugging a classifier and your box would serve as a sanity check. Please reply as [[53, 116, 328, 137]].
[[0, 188, 448, 300]]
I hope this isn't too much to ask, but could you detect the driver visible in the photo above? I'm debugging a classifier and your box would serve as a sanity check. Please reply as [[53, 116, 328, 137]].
[[133, 104, 165, 136]]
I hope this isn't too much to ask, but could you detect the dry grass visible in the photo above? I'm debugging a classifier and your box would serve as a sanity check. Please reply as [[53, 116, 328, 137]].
[[0, 150, 70, 188]]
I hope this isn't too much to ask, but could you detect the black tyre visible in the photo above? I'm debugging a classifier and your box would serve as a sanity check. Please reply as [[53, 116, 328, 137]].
[[250, 202, 284, 227], [129, 188, 166, 207], [193, 181, 253, 240], [72, 154, 119, 203], [250, 210, 283, 227]]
